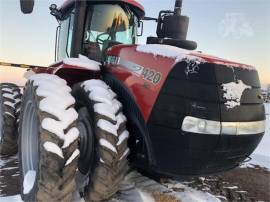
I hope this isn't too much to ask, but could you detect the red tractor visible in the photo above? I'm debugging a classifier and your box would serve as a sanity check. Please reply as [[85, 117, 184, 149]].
[[0, 0, 265, 201]]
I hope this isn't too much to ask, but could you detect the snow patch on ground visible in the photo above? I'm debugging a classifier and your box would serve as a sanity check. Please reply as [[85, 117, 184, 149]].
[[63, 54, 101, 71], [125, 171, 220, 202], [165, 180, 221, 202], [138, 190, 155, 202], [221, 80, 251, 109], [250, 103, 270, 169], [23, 170, 36, 194], [249, 154, 270, 170]]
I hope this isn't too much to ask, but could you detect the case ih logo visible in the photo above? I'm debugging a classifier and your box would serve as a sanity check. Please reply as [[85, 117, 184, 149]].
[[106, 56, 162, 85]]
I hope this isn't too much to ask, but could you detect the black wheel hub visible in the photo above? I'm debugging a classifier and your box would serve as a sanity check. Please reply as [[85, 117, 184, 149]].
[[77, 107, 95, 175]]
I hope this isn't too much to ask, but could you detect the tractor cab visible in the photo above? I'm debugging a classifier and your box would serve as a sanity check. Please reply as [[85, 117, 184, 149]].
[[82, 3, 138, 61], [48, 0, 144, 63]]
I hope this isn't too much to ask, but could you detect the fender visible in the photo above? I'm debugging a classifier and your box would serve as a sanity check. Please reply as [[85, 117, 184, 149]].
[[31, 61, 101, 87], [103, 73, 156, 167], [30, 60, 155, 166]]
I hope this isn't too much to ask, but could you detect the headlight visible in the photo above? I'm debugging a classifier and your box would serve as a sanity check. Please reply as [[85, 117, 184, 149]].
[[182, 116, 265, 135], [181, 116, 220, 135]]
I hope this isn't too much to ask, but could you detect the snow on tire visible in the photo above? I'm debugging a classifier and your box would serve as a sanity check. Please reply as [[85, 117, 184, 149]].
[[19, 74, 80, 202], [0, 83, 22, 155], [72, 79, 129, 201]]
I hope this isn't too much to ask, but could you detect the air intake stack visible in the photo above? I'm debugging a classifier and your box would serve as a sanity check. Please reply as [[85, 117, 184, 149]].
[[147, 0, 197, 50], [157, 0, 189, 40]]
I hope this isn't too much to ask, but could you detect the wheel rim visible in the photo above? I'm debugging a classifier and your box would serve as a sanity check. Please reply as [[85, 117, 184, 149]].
[[77, 107, 94, 175], [21, 100, 39, 178]]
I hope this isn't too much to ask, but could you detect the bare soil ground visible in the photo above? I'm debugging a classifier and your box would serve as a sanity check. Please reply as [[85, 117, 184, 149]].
[[216, 166, 270, 201], [1, 154, 269, 202], [171, 165, 270, 202]]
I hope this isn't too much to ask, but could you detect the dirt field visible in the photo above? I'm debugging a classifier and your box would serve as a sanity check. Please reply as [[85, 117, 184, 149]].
[[1, 154, 269, 202], [171, 165, 270, 202], [216, 166, 270, 201]]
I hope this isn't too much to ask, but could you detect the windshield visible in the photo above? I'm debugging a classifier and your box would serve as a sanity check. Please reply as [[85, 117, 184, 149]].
[[84, 4, 137, 49]]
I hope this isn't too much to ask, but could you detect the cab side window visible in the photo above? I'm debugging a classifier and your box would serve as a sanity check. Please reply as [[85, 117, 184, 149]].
[[57, 12, 74, 61]]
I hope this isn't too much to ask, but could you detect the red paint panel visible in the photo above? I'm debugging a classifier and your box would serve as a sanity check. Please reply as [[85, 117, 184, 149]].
[[123, 0, 144, 12], [60, 0, 144, 14], [33, 61, 100, 87], [32, 67, 54, 74], [107, 45, 175, 121], [53, 63, 100, 86]]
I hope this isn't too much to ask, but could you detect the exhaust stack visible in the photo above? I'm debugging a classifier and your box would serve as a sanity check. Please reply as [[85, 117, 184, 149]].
[[174, 0, 182, 15], [20, 0, 34, 14]]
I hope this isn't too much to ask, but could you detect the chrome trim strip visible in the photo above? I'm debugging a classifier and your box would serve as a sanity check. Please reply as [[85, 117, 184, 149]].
[[182, 116, 265, 135]]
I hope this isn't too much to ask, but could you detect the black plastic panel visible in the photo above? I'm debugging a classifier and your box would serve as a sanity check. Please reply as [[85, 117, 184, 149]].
[[220, 104, 265, 122], [215, 65, 261, 87], [161, 78, 219, 102], [145, 61, 265, 176], [170, 62, 217, 84]]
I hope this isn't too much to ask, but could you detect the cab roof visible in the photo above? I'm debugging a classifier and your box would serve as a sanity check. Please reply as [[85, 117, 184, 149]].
[[60, 0, 145, 19]]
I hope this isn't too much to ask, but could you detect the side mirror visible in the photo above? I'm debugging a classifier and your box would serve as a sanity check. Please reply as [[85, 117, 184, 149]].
[[20, 0, 34, 14], [49, 4, 63, 20]]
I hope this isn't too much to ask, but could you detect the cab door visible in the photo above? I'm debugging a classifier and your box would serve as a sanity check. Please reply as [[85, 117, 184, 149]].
[[56, 10, 74, 61]]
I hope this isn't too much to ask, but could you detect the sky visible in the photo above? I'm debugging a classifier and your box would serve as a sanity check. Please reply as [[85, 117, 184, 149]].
[[0, 0, 270, 86]]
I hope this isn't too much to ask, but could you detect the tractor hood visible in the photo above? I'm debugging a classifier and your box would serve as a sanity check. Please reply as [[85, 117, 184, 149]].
[[106, 43, 265, 175], [106, 44, 264, 123]]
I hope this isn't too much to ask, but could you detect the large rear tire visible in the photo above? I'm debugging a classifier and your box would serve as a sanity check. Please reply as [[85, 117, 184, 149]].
[[0, 83, 21, 155], [19, 74, 80, 202], [72, 79, 130, 201]]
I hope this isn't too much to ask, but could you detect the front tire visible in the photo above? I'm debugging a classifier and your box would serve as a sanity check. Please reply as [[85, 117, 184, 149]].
[[72, 79, 130, 201], [19, 74, 80, 202]]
